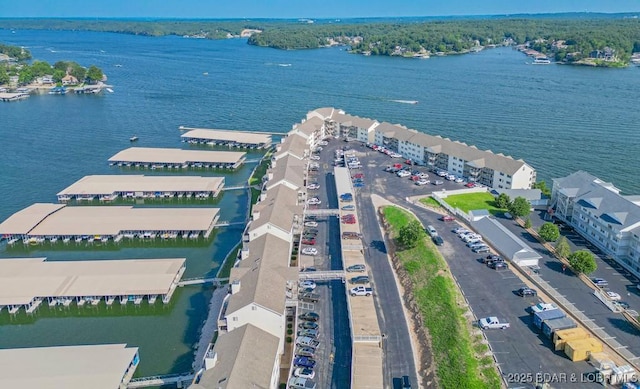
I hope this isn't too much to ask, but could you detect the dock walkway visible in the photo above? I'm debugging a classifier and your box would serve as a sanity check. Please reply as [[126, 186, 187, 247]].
[[192, 286, 229, 373]]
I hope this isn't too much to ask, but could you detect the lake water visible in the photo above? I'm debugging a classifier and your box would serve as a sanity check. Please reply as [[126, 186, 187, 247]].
[[1, 29, 639, 376]]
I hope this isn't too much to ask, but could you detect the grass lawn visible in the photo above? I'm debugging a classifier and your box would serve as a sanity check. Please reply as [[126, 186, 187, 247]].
[[443, 192, 504, 215], [217, 243, 241, 279], [248, 150, 273, 186], [419, 196, 442, 209], [382, 206, 501, 389]]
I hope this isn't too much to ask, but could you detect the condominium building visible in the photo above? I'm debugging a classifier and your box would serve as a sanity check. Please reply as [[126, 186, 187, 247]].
[[551, 171, 640, 278], [308, 107, 536, 190]]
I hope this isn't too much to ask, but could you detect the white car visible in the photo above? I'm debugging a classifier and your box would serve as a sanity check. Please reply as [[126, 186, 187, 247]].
[[306, 198, 321, 205], [606, 291, 622, 301], [294, 367, 316, 379], [318, 141, 328, 146], [446, 174, 456, 181], [397, 171, 411, 178], [415, 179, 430, 186], [304, 221, 318, 227], [301, 247, 318, 256], [310, 155, 321, 161], [299, 280, 317, 290], [307, 183, 320, 190], [455, 177, 464, 183]]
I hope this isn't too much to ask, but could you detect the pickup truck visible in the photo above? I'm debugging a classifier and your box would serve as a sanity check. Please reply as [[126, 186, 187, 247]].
[[478, 316, 510, 329], [350, 286, 373, 296], [299, 292, 320, 303]]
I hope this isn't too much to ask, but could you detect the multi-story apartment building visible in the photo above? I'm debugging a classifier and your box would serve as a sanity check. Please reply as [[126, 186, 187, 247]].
[[551, 171, 640, 278], [309, 107, 536, 190]]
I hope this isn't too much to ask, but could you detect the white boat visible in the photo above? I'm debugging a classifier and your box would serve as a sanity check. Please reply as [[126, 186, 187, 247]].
[[130, 136, 139, 142], [390, 99, 419, 105], [532, 57, 551, 64], [106, 88, 114, 93]]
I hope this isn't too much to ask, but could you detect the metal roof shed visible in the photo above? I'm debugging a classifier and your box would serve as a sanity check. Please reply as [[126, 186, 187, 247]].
[[471, 216, 542, 267]]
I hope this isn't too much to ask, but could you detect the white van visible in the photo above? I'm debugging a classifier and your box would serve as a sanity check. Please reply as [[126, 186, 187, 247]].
[[426, 225, 438, 237]]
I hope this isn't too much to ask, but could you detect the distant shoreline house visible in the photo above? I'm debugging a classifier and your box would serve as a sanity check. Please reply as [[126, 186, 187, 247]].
[[61, 74, 79, 86], [551, 171, 640, 279]]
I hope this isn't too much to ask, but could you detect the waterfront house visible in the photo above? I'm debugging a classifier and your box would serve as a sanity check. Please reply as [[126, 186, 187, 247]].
[[551, 171, 640, 278], [62, 74, 79, 85]]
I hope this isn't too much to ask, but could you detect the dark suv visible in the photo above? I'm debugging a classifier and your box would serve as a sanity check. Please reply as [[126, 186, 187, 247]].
[[489, 261, 508, 270], [516, 287, 537, 297], [482, 255, 502, 264]]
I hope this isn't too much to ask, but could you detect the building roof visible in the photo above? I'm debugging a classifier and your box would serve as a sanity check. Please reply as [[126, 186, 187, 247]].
[[267, 154, 306, 190], [375, 122, 402, 136], [250, 185, 301, 235], [108, 147, 245, 164], [180, 128, 271, 145], [0, 257, 185, 305], [0, 204, 219, 236], [57, 175, 224, 196], [0, 344, 138, 389], [294, 116, 324, 137], [275, 133, 308, 160], [0, 203, 64, 235], [553, 171, 620, 198], [331, 112, 378, 129], [226, 235, 296, 315], [334, 166, 353, 198], [193, 324, 279, 389], [472, 216, 542, 264], [307, 107, 337, 120]]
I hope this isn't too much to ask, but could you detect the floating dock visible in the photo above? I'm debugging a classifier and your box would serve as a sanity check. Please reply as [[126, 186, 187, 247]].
[[56, 175, 225, 202], [108, 147, 246, 170], [0, 92, 29, 102], [0, 344, 139, 389], [0, 257, 186, 313], [180, 127, 272, 149], [0, 203, 219, 244]]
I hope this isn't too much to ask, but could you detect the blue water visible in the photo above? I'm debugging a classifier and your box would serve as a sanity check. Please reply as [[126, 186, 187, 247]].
[[1, 29, 640, 376]]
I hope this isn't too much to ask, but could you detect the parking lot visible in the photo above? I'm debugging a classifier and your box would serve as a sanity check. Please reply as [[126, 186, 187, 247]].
[[336, 139, 616, 388]]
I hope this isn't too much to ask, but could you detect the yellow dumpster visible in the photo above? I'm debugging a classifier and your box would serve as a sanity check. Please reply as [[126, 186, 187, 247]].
[[553, 327, 590, 351], [564, 338, 603, 362]]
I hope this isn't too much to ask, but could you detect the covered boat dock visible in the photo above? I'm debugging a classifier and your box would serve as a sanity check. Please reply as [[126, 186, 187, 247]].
[[0, 344, 139, 389], [0, 257, 186, 313], [0, 203, 220, 244], [180, 127, 272, 149], [56, 175, 225, 202], [0, 92, 29, 102], [108, 147, 246, 169]]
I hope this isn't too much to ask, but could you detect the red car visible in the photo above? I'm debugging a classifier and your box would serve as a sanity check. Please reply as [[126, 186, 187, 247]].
[[411, 175, 420, 181], [342, 219, 356, 224], [440, 215, 456, 222], [301, 239, 316, 245], [393, 163, 403, 169], [465, 182, 476, 188], [352, 173, 364, 179], [405, 159, 413, 165]]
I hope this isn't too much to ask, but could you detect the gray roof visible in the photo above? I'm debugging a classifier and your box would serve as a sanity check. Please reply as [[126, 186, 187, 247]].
[[309, 107, 337, 119], [226, 234, 296, 316], [553, 171, 619, 198], [375, 122, 403, 136], [472, 217, 542, 263], [331, 112, 378, 129], [193, 324, 280, 389], [250, 185, 302, 235], [294, 116, 324, 137], [267, 154, 306, 190], [491, 188, 543, 202]]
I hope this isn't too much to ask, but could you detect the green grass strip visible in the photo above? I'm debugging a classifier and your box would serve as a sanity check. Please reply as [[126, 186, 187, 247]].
[[443, 192, 505, 215], [382, 206, 501, 389]]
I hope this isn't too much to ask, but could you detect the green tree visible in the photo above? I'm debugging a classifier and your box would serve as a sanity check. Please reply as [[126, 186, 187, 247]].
[[568, 250, 597, 274], [30, 60, 52, 77], [69, 63, 86, 82], [18, 65, 33, 84], [52, 69, 65, 83], [509, 196, 531, 218], [398, 220, 424, 249], [524, 217, 532, 229], [555, 236, 571, 258], [495, 193, 511, 209], [85, 65, 103, 84], [538, 222, 560, 242], [532, 181, 552, 197], [53, 61, 69, 72], [0, 66, 9, 85]]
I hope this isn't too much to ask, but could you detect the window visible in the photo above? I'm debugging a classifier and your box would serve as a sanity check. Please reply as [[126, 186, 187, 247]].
[[232, 316, 238, 321]]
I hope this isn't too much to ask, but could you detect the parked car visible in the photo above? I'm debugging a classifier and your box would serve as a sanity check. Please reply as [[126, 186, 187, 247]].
[[307, 183, 320, 190], [288, 376, 316, 389], [415, 179, 430, 186], [433, 180, 444, 185], [455, 177, 464, 183], [465, 182, 476, 188], [299, 292, 320, 303], [301, 267, 317, 272], [298, 328, 319, 338], [293, 356, 317, 369], [301, 247, 318, 256], [528, 302, 558, 314], [342, 231, 362, 240], [401, 375, 412, 389], [295, 347, 316, 357], [473, 246, 491, 253], [299, 321, 319, 330], [294, 367, 316, 379], [304, 221, 318, 227], [306, 198, 321, 205], [350, 275, 370, 284], [440, 215, 455, 222], [342, 218, 356, 224], [516, 287, 537, 297], [453, 227, 469, 234], [301, 239, 316, 245], [346, 264, 366, 273], [298, 312, 320, 322], [342, 205, 355, 211], [295, 337, 319, 349], [467, 241, 486, 248], [591, 278, 608, 288], [489, 260, 508, 270], [350, 286, 373, 296], [606, 291, 622, 300], [432, 236, 444, 246], [482, 255, 502, 264], [299, 280, 317, 290], [426, 225, 438, 237]]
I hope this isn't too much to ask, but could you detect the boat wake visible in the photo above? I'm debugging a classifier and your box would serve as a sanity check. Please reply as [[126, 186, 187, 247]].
[[390, 99, 419, 105], [277, 63, 292, 67]]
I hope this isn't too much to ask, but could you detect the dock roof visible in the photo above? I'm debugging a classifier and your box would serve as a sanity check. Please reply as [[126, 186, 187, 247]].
[[57, 175, 224, 196], [0, 204, 219, 236], [0, 257, 186, 305], [192, 324, 279, 389], [180, 128, 271, 145], [0, 344, 138, 389], [108, 147, 245, 165]]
